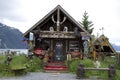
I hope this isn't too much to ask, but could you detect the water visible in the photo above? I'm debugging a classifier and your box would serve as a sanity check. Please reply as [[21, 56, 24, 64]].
[[0, 49, 28, 55], [117, 51, 120, 53]]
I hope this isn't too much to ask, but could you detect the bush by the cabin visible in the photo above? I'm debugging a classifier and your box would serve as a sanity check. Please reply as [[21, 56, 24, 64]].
[[70, 59, 94, 73], [10, 54, 28, 76], [26, 56, 43, 72], [10, 54, 27, 68], [70, 60, 79, 73]]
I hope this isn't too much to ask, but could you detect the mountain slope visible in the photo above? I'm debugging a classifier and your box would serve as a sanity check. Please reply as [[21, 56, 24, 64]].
[[111, 43, 120, 52], [0, 23, 26, 49]]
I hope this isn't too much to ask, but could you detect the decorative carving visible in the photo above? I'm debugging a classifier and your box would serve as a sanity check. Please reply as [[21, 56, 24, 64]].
[[55, 42, 63, 61], [74, 27, 81, 37], [83, 40, 89, 55], [51, 9, 66, 31], [63, 26, 68, 32], [49, 26, 54, 32], [52, 15, 66, 26]]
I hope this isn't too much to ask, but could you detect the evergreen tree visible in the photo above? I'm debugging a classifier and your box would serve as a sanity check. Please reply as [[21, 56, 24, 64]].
[[81, 11, 94, 34]]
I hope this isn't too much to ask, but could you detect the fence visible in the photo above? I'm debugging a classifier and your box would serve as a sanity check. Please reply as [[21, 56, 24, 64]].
[[76, 63, 116, 80]]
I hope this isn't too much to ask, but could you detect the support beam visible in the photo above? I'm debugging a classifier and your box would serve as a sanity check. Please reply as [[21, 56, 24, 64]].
[[57, 9, 60, 31], [50, 40, 53, 50], [66, 40, 68, 53]]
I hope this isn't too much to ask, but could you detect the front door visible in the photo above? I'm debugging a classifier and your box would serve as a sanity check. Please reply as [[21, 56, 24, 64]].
[[55, 41, 64, 61]]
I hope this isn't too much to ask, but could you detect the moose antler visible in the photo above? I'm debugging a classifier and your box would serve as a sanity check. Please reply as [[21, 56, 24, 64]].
[[52, 15, 66, 26], [51, 9, 66, 31]]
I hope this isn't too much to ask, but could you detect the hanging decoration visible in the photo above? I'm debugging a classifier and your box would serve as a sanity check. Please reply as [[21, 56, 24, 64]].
[[51, 9, 66, 31], [49, 26, 54, 32], [74, 27, 81, 37], [29, 32, 34, 50], [29, 32, 34, 41], [63, 26, 68, 32]]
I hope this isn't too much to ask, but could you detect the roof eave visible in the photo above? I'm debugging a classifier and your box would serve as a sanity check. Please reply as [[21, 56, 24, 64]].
[[23, 5, 91, 37], [23, 5, 61, 37]]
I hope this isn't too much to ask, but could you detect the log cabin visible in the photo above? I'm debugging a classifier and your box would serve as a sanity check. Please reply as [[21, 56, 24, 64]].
[[23, 5, 91, 62]]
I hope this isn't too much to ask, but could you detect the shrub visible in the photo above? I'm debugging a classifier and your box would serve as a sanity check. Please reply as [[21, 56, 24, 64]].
[[26, 56, 42, 72], [70, 59, 94, 73], [10, 54, 27, 69], [80, 59, 94, 67], [70, 59, 80, 73], [0, 55, 14, 77]]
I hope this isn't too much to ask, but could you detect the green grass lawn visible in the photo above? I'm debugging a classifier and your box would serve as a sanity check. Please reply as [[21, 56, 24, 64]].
[[0, 54, 42, 77]]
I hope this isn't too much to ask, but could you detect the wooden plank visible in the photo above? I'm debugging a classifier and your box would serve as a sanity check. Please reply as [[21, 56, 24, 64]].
[[84, 68, 109, 71], [40, 31, 76, 38]]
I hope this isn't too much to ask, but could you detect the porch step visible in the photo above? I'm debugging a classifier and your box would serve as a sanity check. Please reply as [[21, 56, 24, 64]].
[[44, 62, 68, 72]]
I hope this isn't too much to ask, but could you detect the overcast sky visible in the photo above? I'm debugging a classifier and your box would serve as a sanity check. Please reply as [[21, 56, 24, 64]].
[[0, 0, 120, 45]]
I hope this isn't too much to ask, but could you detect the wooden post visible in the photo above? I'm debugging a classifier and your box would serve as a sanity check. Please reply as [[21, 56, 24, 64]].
[[50, 40, 53, 50], [66, 40, 68, 53], [57, 9, 60, 31], [76, 63, 85, 78], [108, 65, 116, 80], [93, 50, 97, 61]]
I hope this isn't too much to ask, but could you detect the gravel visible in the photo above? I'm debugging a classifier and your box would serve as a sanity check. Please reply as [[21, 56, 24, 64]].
[[0, 72, 102, 80], [0, 72, 78, 80]]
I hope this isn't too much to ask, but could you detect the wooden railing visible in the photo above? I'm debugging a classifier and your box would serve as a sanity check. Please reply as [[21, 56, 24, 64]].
[[76, 63, 116, 80]]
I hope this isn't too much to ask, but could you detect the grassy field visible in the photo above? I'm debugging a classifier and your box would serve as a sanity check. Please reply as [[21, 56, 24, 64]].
[[0, 54, 42, 77]]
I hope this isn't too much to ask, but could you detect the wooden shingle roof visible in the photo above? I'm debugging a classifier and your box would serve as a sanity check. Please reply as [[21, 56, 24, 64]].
[[93, 35, 116, 54]]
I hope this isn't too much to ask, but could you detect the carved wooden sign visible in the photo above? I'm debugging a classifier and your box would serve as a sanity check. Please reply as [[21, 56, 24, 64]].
[[39, 31, 75, 38]]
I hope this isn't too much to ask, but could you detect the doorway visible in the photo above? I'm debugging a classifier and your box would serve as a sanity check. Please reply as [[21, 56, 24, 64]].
[[54, 40, 65, 61]]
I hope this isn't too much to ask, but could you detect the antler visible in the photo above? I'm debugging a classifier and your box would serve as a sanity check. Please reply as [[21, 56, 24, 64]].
[[52, 15, 56, 23], [51, 9, 67, 31], [52, 15, 66, 25], [60, 16, 66, 24]]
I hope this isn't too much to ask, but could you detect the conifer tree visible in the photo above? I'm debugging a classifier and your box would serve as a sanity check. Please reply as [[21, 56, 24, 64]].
[[81, 11, 94, 34]]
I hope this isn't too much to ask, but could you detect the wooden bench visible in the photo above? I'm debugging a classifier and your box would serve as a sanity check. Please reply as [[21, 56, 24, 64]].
[[76, 63, 116, 79]]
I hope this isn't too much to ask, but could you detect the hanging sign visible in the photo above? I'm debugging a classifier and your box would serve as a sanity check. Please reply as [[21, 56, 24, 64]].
[[82, 36, 90, 40], [29, 32, 34, 41], [81, 32, 90, 40]]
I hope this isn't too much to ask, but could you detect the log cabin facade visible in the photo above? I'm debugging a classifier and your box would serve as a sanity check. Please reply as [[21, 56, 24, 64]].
[[23, 5, 91, 62]]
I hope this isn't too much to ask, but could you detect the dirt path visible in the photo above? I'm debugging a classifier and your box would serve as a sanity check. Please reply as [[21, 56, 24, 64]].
[[0, 72, 101, 80], [0, 72, 78, 80]]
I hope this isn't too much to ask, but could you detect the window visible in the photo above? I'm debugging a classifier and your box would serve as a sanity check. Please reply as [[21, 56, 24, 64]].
[[69, 41, 79, 52]]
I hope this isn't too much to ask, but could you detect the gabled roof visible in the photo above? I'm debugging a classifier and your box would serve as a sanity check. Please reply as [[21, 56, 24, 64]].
[[93, 35, 116, 54], [23, 5, 90, 37]]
